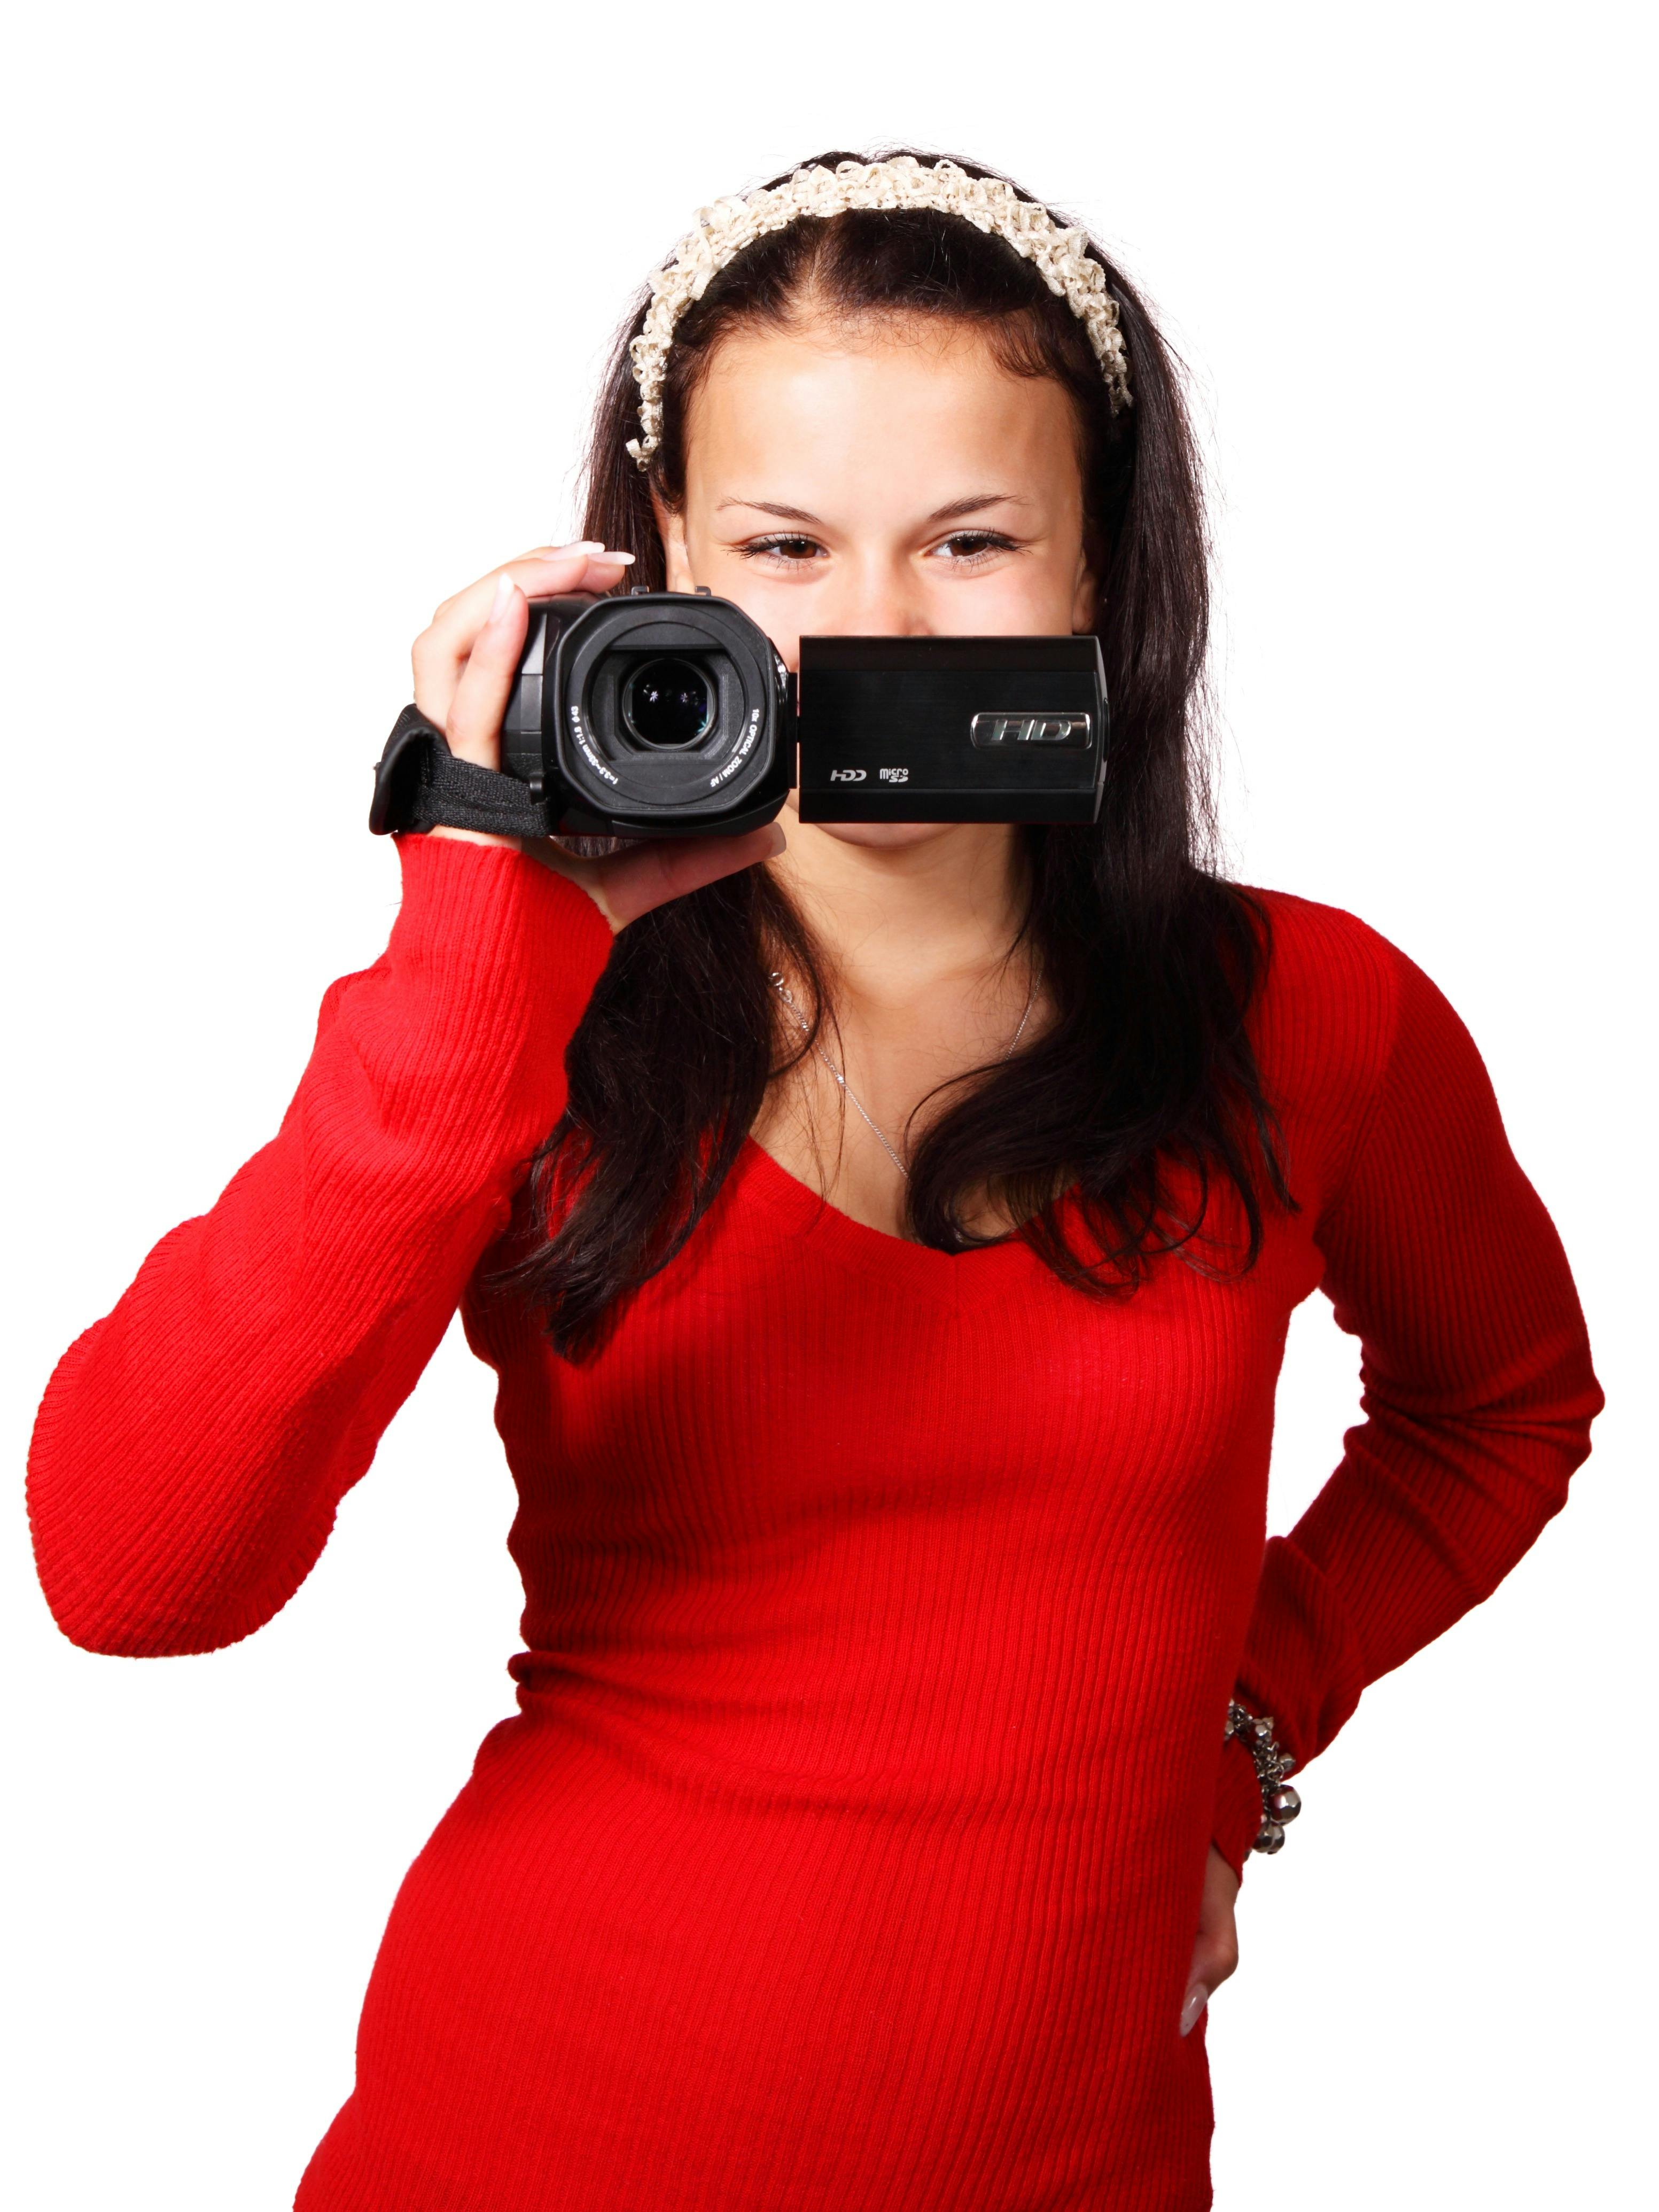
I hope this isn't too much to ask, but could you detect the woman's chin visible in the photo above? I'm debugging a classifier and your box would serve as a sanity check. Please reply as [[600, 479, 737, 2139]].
[[811, 821, 960, 850], [780, 799, 977, 853]]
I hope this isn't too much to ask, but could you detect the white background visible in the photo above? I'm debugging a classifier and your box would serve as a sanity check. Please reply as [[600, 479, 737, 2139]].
[[4, 3, 1652, 2205]]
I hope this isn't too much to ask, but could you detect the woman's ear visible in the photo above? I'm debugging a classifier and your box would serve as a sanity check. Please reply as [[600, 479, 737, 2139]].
[[1071, 537, 1102, 634], [651, 489, 695, 594]]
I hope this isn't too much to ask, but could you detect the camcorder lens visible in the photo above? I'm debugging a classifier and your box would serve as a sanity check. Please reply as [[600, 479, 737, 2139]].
[[622, 657, 714, 750]]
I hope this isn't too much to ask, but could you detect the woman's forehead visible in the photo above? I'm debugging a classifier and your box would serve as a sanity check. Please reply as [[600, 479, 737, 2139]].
[[683, 318, 1084, 507]]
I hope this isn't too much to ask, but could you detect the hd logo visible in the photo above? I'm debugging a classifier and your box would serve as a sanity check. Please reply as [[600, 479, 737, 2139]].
[[969, 712, 1092, 748], [827, 768, 866, 782]]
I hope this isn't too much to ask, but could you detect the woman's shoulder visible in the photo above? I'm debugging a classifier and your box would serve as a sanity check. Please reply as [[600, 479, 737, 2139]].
[[1225, 881, 1427, 1203], [1232, 877, 1413, 1031]]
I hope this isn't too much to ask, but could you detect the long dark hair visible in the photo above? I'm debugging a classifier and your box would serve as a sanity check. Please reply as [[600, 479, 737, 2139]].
[[501, 147, 1296, 1358]]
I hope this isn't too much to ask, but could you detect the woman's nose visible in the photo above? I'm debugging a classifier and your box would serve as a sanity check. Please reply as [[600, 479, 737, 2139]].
[[823, 555, 931, 638]]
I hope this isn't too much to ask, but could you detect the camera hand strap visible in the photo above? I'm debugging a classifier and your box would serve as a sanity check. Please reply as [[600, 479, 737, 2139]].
[[368, 705, 558, 839]]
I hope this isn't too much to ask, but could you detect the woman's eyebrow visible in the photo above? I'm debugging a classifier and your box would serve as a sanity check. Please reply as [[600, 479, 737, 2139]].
[[925, 493, 1032, 524], [715, 499, 825, 524], [714, 493, 1033, 526]]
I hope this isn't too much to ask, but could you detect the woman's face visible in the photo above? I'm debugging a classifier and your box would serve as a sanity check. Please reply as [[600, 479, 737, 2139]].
[[655, 313, 1097, 852]]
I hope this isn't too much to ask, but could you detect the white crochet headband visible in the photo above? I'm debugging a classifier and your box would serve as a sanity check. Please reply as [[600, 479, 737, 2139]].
[[625, 156, 1133, 470]]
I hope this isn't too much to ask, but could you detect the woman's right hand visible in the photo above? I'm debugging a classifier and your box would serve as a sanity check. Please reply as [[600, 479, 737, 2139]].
[[410, 543, 785, 934]]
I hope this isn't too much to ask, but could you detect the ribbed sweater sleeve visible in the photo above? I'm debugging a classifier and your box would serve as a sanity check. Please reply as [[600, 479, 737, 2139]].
[[26, 836, 614, 1660], [1211, 933, 1605, 1876]]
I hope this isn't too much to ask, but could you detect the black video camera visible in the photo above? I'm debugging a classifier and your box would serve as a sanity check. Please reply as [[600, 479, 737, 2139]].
[[370, 589, 1107, 840]]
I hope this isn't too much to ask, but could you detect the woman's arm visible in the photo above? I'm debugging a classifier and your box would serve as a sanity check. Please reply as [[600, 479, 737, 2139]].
[[25, 835, 614, 1657], [26, 542, 785, 1662], [1211, 934, 1605, 1877]]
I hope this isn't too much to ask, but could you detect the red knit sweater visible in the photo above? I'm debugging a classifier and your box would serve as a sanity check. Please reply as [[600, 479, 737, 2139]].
[[27, 835, 1603, 2210]]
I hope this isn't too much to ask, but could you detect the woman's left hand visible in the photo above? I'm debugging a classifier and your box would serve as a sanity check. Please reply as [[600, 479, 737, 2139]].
[[1180, 1846, 1240, 2036]]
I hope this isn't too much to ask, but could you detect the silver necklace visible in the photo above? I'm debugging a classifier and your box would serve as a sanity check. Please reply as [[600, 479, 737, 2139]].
[[767, 962, 1038, 1181]]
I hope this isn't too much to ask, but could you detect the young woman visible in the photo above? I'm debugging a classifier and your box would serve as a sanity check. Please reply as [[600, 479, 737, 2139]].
[[26, 150, 1603, 2210]]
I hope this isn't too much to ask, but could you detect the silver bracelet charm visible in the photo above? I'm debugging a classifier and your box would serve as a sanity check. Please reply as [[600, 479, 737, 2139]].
[[1224, 1699, 1303, 1855]]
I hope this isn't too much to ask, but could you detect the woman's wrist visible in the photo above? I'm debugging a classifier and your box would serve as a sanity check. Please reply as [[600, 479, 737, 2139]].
[[1223, 1700, 1303, 1856], [1212, 1728, 1268, 1881], [390, 833, 613, 1027], [425, 824, 521, 852]]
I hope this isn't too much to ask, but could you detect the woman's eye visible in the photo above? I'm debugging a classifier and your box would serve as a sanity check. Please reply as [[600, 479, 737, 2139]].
[[931, 532, 1018, 565], [740, 536, 825, 565], [736, 530, 1019, 570]]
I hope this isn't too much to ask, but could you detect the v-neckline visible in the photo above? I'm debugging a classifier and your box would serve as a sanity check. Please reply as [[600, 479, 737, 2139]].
[[736, 1134, 1034, 1308]]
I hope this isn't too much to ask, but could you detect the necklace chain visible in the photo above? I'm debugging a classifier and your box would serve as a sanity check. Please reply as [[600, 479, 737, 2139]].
[[767, 963, 1038, 1182]]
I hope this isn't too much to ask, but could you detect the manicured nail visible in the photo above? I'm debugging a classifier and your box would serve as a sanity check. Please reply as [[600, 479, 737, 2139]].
[[488, 571, 518, 624], [766, 824, 786, 855], [1179, 1984, 1209, 2038], [593, 549, 636, 563]]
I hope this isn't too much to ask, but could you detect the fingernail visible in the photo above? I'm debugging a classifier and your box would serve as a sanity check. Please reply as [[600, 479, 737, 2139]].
[[488, 571, 518, 624], [594, 549, 636, 564], [1179, 1984, 1209, 2038], [766, 824, 786, 855]]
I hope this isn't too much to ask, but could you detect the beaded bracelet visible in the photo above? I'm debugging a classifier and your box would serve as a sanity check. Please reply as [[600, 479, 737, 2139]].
[[1225, 1699, 1303, 1855]]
